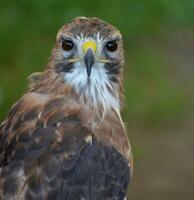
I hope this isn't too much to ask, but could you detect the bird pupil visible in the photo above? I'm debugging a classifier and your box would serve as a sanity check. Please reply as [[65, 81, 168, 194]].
[[62, 39, 74, 51], [106, 41, 118, 52]]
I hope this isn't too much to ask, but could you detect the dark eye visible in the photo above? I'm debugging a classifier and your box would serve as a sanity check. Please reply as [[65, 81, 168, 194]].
[[62, 39, 74, 51], [106, 40, 118, 52]]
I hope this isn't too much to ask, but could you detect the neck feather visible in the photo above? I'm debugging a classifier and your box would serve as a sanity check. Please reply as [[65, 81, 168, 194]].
[[77, 80, 120, 118], [63, 65, 121, 118], [30, 68, 122, 119]]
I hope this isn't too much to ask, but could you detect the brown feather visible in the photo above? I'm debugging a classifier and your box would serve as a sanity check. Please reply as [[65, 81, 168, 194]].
[[0, 17, 132, 199]]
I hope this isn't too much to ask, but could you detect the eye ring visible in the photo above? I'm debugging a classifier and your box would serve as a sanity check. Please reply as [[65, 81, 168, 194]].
[[106, 40, 118, 52], [62, 39, 74, 51]]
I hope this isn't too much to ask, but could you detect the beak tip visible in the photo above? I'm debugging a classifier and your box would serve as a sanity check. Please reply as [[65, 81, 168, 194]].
[[86, 69, 91, 77]]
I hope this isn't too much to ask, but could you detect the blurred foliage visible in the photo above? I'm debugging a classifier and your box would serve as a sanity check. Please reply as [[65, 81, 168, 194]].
[[0, 0, 193, 124]]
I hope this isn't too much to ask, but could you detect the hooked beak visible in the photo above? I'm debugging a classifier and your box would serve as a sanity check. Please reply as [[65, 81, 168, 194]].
[[83, 41, 96, 77], [84, 48, 95, 77]]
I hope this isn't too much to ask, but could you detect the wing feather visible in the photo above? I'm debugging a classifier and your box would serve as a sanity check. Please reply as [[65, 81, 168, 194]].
[[0, 94, 130, 200]]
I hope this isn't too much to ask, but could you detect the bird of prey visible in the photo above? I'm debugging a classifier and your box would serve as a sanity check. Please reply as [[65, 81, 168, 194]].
[[0, 17, 132, 200]]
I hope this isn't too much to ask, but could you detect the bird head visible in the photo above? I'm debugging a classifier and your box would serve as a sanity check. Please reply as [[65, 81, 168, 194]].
[[44, 17, 125, 114]]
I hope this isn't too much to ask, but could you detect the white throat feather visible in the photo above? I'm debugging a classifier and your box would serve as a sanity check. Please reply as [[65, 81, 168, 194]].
[[64, 62, 120, 118]]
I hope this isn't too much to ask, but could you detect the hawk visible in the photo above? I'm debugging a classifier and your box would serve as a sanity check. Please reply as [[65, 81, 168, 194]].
[[0, 17, 132, 200]]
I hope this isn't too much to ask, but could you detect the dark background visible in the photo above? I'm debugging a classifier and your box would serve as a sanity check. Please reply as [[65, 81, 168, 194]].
[[0, 0, 194, 199]]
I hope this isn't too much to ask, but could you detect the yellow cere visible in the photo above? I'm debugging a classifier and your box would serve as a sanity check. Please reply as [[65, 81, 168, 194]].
[[83, 41, 97, 53]]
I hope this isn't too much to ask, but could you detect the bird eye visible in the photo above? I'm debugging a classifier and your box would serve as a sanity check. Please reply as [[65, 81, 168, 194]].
[[106, 40, 118, 52], [62, 39, 74, 51]]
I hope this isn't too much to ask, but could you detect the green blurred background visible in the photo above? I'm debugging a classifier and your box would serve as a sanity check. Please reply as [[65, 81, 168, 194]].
[[0, 0, 194, 199]]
